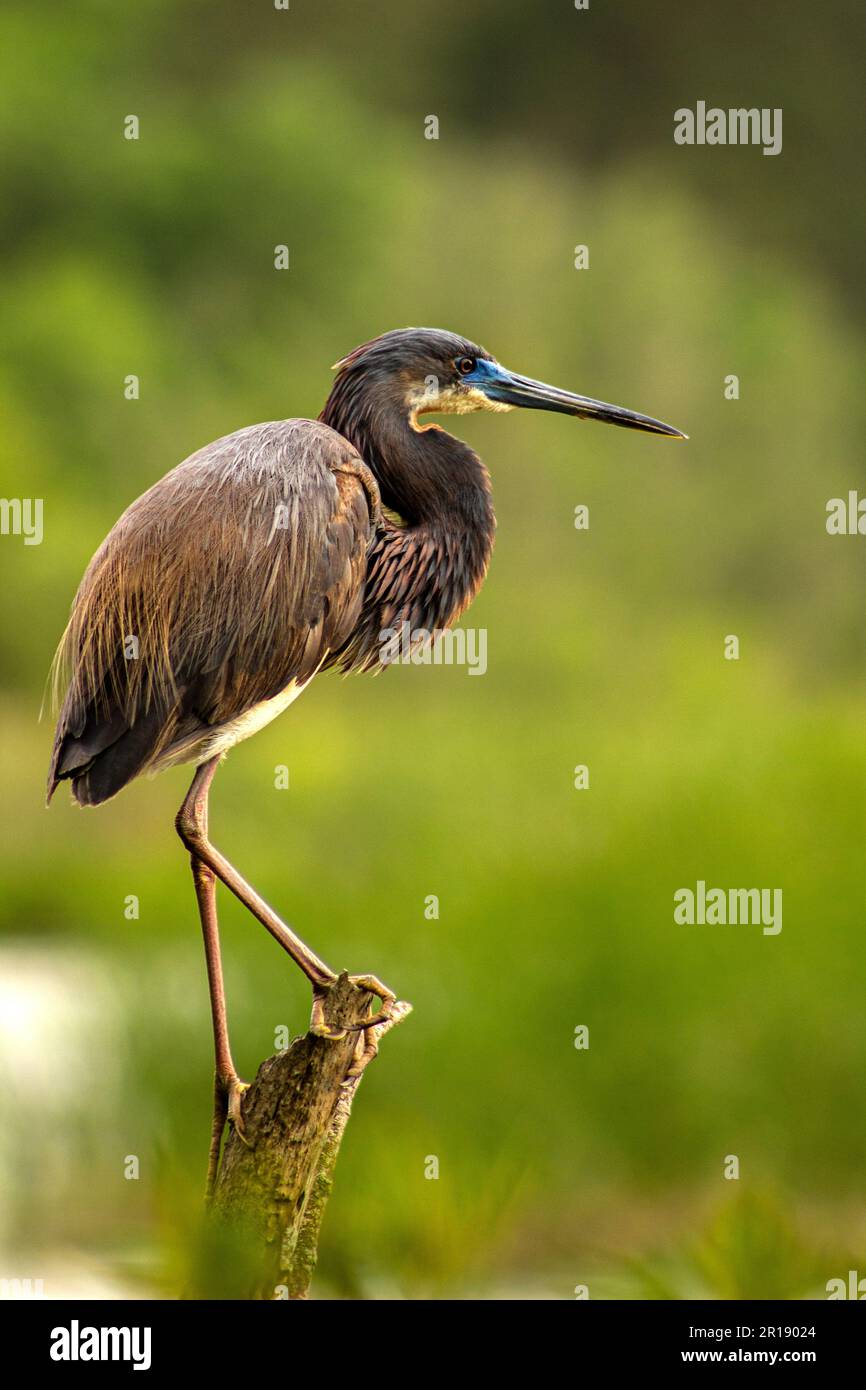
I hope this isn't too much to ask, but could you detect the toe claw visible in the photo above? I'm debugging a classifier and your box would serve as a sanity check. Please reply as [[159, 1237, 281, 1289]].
[[345, 1024, 380, 1079], [347, 974, 396, 1030], [309, 1021, 348, 1041], [309, 982, 349, 1040]]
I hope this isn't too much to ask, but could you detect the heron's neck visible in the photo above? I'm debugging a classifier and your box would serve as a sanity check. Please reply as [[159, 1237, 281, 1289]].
[[321, 387, 495, 570], [324, 382, 488, 511]]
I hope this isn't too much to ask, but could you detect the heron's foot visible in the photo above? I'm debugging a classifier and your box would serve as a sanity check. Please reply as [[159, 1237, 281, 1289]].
[[221, 1072, 252, 1147], [347, 973, 397, 1029], [309, 980, 348, 1040], [204, 1070, 252, 1201], [345, 1023, 380, 1079], [308, 973, 397, 1041]]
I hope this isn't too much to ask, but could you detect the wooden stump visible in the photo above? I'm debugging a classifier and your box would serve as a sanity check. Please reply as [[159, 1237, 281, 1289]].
[[209, 973, 410, 1299]]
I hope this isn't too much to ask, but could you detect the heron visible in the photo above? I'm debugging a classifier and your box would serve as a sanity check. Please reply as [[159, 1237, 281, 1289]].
[[47, 327, 685, 1186]]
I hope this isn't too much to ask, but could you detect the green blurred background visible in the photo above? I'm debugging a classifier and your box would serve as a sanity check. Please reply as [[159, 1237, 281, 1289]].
[[1, 0, 865, 1299]]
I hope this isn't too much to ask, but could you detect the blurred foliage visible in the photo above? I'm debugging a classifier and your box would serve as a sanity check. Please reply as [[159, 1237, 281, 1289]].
[[1, 2, 865, 1297]]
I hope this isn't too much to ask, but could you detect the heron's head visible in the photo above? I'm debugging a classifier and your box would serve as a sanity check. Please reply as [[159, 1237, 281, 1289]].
[[332, 327, 686, 439]]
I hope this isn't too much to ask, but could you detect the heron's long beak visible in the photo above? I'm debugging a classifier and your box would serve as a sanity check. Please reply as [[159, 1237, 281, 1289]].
[[471, 360, 687, 438]]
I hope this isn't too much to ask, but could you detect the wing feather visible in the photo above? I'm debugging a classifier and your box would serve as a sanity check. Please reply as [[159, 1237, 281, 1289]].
[[48, 419, 378, 805]]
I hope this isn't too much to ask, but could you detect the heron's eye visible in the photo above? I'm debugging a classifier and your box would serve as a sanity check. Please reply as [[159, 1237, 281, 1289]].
[[455, 356, 475, 376]]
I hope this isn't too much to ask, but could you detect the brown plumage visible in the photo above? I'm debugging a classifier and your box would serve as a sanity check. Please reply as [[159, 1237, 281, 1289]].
[[48, 419, 381, 805], [48, 333, 499, 807], [47, 326, 684, 1188]]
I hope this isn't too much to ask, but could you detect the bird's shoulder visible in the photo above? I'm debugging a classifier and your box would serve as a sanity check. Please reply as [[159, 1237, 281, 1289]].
[[131, 417, 375, 510], [183, 416, 360, 472]]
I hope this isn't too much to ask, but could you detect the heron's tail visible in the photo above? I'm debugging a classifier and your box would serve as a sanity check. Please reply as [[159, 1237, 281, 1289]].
[[47, 703, 169, 806]]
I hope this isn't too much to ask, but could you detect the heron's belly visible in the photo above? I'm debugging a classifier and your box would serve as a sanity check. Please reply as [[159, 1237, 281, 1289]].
[[203, 680, 310, 758], [156, 679, 311, 772]]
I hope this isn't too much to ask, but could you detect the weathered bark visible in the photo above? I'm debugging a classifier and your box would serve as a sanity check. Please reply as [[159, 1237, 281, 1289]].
[[209, 973, 410, 1299]]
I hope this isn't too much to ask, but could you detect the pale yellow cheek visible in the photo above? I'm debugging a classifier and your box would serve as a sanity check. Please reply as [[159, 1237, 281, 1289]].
[[408, 384, 514, 428]]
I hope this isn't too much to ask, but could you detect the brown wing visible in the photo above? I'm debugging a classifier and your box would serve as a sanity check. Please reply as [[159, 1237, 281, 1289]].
[[48, 418, 379, 806]]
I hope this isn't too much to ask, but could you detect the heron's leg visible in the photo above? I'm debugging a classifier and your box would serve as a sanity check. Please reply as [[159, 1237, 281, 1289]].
[[189, 851, 251, 1200], [178, 758, 336, 986], [177, 760, 392, 1039]]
